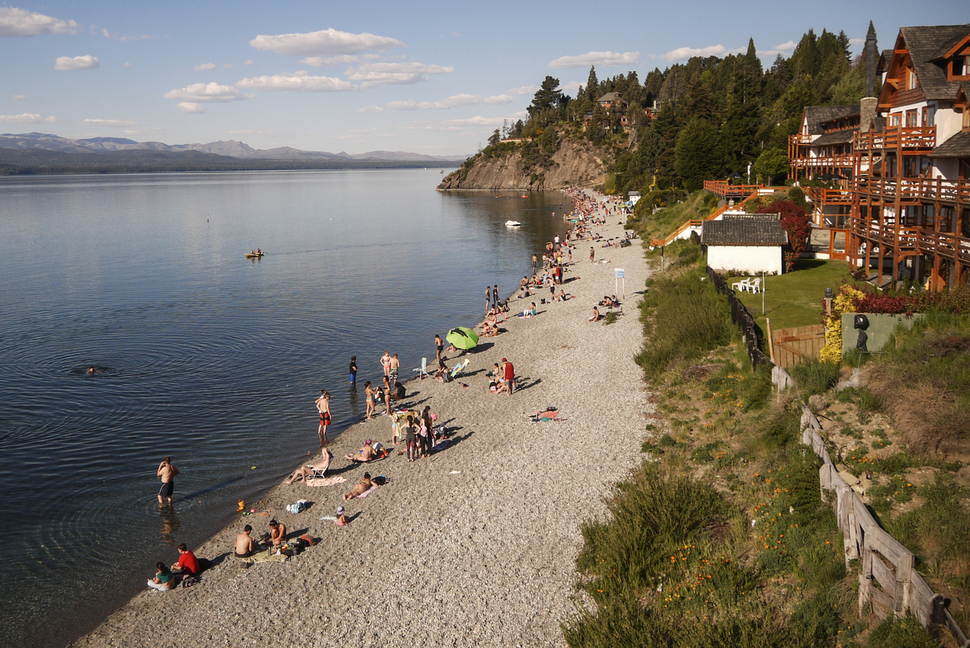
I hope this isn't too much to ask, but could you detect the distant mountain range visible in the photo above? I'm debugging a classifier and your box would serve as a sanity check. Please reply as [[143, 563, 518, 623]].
[[0, 132, 468, 175]]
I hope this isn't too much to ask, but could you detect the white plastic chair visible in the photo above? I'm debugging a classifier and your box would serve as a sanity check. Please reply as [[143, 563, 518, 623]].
[[412, 357, 428, 378], [732, 278, 753, 293], [747, 278, 763, 293]]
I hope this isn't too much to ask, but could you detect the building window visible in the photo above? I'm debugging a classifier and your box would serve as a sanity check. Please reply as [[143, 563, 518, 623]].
[[906, 110, 917, 127], [907, 67, 918, 90], [888, 113, 900, 127], [956, 55, 970, 77]]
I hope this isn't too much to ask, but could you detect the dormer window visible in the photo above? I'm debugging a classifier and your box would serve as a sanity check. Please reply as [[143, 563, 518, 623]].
[[953, 55, 970, 79]]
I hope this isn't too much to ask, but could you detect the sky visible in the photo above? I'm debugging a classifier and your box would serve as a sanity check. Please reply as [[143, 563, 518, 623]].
[[1, 0, 967, 156]]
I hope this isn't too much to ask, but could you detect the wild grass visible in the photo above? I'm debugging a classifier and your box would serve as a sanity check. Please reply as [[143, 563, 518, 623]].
[[788, 359, 841, 397], [636, 267, 734, 377], [864, 314, 970, 457]]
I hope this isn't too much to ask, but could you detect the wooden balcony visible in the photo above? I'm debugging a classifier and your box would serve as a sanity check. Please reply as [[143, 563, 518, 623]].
[[790, 153, 856, 169], [809, 188, 854, 206], [851, 222, 970, 264], [856, 177, 970, 206], [854, 125, 936, 152]]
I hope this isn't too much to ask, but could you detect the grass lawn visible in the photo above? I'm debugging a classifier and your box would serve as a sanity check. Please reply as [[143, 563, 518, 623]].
[[728, 259, 856, 331]]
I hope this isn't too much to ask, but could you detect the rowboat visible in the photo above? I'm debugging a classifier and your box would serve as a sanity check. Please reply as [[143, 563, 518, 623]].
[[245, 252, 265, 258], [505, 220, 521, 227]]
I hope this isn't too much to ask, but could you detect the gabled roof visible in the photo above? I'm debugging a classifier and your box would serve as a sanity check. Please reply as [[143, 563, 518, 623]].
[[811, 130, 856, 146], [802, 106, 859, 135], [898, 25, 970, 101], [701, 214, 788, 247], [597, 92, 625, 104], [931, 130, 970, 157]]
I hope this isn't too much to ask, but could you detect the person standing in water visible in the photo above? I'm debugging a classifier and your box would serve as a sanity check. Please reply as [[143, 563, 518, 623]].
[[316, 390, 331, 446], [349, 356, 357, 385], [157, 457, 179, 507]]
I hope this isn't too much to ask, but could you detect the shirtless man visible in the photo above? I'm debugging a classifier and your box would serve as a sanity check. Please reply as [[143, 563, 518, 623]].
[[343, 473, 376, 501], [268, 520, 287, 547], [283, 451, 332, 484], [315, 390, 331, 446], [389, 354, 400, 384], [345, 440, 375, 463], [235, 525, 258, 558], [157, 457, 179, 506]]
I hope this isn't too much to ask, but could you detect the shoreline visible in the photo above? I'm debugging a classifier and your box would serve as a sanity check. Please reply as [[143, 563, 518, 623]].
[[72, 190, 654, 648]]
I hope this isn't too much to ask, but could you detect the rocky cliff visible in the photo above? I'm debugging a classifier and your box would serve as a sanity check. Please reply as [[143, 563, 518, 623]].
[[436, 138, 607, 191]]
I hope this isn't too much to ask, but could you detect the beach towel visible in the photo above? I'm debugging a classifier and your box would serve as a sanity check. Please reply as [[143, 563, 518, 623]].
[[306, 476, 346, 488], [246, 549, 288, 564], [355, 484, 379, 499]]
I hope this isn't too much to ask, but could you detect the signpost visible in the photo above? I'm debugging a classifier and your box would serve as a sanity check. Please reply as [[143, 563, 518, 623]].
[[614, 268, 625, 299]]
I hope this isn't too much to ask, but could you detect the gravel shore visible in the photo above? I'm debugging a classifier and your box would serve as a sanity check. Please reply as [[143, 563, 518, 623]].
[[72, 192, 654, 648]]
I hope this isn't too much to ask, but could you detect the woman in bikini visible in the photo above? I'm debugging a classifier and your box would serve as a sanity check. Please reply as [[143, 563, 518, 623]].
[[364, 381, 376, 420]]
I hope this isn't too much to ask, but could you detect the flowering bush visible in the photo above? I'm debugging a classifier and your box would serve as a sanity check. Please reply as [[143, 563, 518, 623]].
[[756, 200, 811, 273], [820, 285, 865, 363]]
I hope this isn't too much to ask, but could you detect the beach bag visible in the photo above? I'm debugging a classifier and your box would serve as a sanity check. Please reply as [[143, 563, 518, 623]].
[[286, 500, 307, 514]]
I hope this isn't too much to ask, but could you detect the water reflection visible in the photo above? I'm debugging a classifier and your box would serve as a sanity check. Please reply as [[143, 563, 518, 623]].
[[159, 508, 181, 546]]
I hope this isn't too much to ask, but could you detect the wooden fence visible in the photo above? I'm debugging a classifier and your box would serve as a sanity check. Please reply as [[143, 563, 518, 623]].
[[706, 264, 970, 645], [771, 324, 825, 369], [781, 377, 969, 646]]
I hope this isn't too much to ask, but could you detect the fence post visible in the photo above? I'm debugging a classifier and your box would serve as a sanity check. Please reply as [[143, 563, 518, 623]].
[[896, 551, 914, 617]]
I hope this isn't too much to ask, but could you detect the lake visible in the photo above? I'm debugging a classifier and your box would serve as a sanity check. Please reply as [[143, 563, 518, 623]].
[[0, 169, 572, 647]]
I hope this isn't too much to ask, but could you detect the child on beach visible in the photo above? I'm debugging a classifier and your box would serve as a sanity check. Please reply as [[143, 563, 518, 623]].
[[335, 506, 347, 526]]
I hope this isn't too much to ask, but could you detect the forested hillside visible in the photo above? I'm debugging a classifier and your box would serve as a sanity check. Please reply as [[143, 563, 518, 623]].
[[440, 27, 868, 200]]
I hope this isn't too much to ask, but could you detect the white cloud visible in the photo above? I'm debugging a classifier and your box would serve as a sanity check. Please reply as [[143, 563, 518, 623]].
[[236, 71, 356, 92], [244, 59, 255, 66], [11, 94, 26, 100], [177, 102, 206, 114], [386, 100, 417, 110], [55, 55, 99, 71], [561, 80, 581, 96], [849, 38, 864, 47], [194, 63, 216, 71], [549, 51, 640, 69], [757, 41, 797, 58], [164, 82, 246, 103], [507, 85, 537, 95], [301, 54, 359, 67], [345, 61, 453, 88], [358, 104, 383, 113], [662, 44, 729, 62], [83, 118, 136, 127], [250, 28, 404, 57], [0, 7, 80, 37], [102, 28, 141, 42], [399, 93, 514, 110], [0, 112, 57, 123]]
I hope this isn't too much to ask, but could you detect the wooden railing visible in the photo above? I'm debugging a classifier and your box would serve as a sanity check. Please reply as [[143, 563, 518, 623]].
[[702, 180, 763, 199], [809, 187, 854, 206], [649, 219, 704, 247], [652, 184, 763, 248], [851, 222, 970, 263], [857, 176, 970, 205], [854, 125, 937, 151], [790, 153, 856, 169]]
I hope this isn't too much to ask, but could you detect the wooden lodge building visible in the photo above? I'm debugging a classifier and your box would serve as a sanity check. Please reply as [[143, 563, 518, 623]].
[[788, 23, 970, 289]]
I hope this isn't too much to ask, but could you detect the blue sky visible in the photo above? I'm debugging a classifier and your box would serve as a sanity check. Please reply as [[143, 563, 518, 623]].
[[1, 1, 966, 156]]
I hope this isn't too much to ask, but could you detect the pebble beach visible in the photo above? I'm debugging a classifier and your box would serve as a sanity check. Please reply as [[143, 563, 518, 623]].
[[72, 192, 654, 648]]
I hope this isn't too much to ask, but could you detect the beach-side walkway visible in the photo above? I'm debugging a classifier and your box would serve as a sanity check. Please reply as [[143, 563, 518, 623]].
[[73, 194, 654, 648]]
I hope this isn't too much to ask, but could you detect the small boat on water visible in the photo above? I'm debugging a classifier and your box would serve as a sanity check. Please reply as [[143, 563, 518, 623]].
[[505, 220, 521, 227], [246, 252, 265, 259]]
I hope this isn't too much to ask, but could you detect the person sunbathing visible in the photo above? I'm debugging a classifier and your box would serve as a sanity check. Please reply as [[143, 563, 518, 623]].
[[589, 306, 602, 322], [343, 472, 376, 500], [345, 440, 375, 463], [283, 451, 332, 484], [482, 322, 496, 337]]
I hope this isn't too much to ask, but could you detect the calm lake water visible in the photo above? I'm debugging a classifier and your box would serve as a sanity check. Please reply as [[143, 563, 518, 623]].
[[0, 169, 572, 648]]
